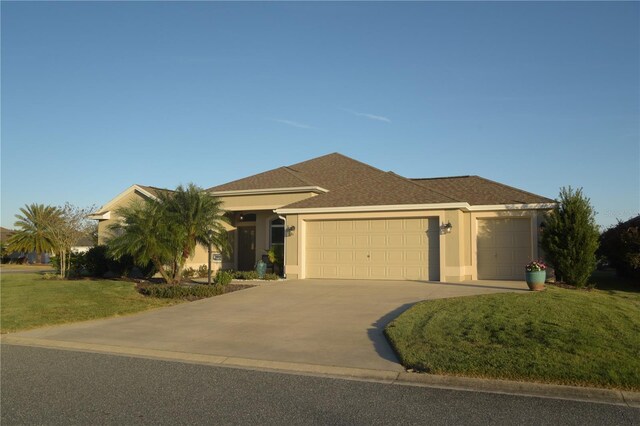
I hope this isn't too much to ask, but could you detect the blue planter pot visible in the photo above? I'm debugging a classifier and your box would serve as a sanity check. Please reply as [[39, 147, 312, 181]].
[[256, 260, 267, 279], [525, 270, 546, 291]]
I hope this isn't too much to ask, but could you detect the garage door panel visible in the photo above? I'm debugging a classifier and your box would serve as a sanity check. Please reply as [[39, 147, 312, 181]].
[[388, 235, 403, 246], [371, 235, 386, 246], [370, 220, 387, 231], [388, 267, 404, 279], [337, 221, 353, 232], [355, 236, 369, 246], [354, 251, 369, 262], [338, 236, 354, 247], [354, 221, 369, 232], [306, 250, 322, 262], [338, 266, 354, 277], [323, 251, 338, 262], [405, 250, 423, 262], [477, 218, 532, 280], [354, 266, 369, 278], [405, 267, 423, 280], [370, 266, 386, 277], [405, 234, 423, 247], [305, 217, 440, 281], [388, 251, 403, 263], [386, 219, 403, 231], [338, 251, 353, 262], [370, 250, 386, 262], [307, 235, 322, 247], [322, 235, 338, 248]]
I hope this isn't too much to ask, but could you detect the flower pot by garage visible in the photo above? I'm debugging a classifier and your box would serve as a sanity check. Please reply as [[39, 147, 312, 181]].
[[525, 270, 546, 291]]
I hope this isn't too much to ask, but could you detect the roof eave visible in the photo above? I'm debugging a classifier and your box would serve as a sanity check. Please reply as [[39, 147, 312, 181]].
[[209, 186, 329, 197], [275, 202, 557, 215]]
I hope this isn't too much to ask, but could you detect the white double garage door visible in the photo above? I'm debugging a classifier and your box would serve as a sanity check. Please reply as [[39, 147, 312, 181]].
[[304, 216, 532, 281]]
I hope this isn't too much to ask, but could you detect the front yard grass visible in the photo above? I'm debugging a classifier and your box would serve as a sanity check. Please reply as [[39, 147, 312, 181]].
[[385, 280, 640, 390], [1, 273, 180, 333]]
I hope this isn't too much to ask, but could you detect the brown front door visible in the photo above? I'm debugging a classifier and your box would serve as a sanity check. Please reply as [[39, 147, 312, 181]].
[[237, 226, 256, 271]]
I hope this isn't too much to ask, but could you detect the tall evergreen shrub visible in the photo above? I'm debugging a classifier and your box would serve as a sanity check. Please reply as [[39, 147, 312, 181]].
[[541, 187, 600, 287]]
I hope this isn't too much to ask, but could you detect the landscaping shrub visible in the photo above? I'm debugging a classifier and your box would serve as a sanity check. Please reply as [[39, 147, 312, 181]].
[[51, 251, 87, 277], [599, 215, 640, 283], [85, 245, 155, 278], [197, 264, 209, 278], [136, 283, 226, 299], [182, 267, 197, 279], [263, 273, 279, 281], [541, 187, 600, 287], [233, 270, 259, 280], [214, 270, 233, 286]]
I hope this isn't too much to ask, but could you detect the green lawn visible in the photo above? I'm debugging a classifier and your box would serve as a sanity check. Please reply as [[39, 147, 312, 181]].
[[385, 278, 640, 390], [1, 273, 180, 333]]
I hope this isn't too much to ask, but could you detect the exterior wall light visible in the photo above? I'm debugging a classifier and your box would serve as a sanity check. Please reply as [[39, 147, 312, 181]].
[[286, 225, 296, 236], [442, 221, 453, 234]]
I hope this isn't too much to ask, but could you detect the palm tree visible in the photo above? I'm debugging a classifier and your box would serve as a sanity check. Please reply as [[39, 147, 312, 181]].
[[7, 204, 61, 263], [158, 184, 230, 283], [107, 200, 177, 284], [108, 184, 230, 284]]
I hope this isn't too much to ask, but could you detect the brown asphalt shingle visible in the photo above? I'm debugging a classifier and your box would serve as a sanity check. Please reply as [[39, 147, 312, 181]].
[[208, 153, 382, 192], [207, 153, 552, 208], [411, 176, 554, 205]]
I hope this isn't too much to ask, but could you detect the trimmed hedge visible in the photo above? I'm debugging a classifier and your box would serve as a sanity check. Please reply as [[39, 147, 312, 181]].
[[136, 283, 226, 299]]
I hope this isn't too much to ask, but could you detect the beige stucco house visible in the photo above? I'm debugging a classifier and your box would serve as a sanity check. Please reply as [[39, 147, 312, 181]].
[[92, 153, 555, 282]]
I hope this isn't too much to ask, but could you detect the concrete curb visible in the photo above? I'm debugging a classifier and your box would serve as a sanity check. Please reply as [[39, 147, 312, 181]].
[[2, 336, 638, 408]]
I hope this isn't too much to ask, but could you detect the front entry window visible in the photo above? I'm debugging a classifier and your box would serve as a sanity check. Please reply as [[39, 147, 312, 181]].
[[270, 218, 285, 247]]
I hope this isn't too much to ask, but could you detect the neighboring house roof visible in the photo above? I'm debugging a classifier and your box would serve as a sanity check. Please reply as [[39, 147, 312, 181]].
[[1, 227, 16, 244], [209, 153, 553, 209], [73, 236, 95, 247]]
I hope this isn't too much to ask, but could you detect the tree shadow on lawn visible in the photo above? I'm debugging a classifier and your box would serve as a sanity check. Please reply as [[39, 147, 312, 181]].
[[368, 303, 415, 363]]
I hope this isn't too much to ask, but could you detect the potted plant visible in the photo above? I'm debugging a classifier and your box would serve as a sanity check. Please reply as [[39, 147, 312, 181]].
[[265, 245, 284, 276], [525, 260, 547, 291]]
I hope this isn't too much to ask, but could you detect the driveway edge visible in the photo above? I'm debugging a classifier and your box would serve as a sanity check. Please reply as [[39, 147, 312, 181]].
[[2, 336, 638, 408]]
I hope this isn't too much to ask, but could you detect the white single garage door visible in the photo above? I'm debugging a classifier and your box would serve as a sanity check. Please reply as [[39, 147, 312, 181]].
[[305, 217, 440, 281], [477, 218, 532, 280]]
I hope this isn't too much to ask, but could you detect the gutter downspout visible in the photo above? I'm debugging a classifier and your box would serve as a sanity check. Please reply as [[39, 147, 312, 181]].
[[278, 215, 287, 278]]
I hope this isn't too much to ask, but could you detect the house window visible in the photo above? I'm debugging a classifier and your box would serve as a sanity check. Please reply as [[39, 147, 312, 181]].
[[238, 213, 256, 222], [270, 218, 285, 246]]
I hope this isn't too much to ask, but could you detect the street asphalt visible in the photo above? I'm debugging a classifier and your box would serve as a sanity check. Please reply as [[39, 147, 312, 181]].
[[2, 345, 638, 425]]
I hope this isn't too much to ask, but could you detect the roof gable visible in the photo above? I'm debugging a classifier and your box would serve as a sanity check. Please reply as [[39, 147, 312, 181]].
[[207, 153, 383, 192], [90, 184, 164, 217]]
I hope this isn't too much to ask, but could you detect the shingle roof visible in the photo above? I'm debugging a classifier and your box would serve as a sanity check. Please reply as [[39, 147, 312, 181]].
[[410, 176, 554, 205], [0, 227, 15, 243], [207, 167, 313, 191], [283, 172, 457, 209], [136, 185, 171, 198], [207, 153, 552, 208], [208, 153, 382, 192]]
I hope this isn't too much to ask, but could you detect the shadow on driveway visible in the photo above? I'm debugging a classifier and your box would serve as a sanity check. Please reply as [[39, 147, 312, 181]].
[[368, 303, 415, 363]]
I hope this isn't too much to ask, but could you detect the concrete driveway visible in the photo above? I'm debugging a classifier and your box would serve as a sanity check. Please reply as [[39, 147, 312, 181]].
[[5, 279, 526, 372]]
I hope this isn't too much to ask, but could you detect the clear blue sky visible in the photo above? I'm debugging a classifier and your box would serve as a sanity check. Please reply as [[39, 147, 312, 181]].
[[2, 2, 638, 229]]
